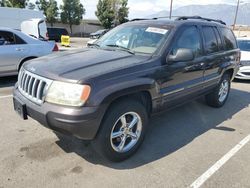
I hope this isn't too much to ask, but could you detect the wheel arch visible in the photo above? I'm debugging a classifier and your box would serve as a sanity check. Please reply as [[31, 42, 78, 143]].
[[223, 68, 235, 81], [94, 89, 153, 140], [18, 56, 37, 71], [106, 90, 153, 115]]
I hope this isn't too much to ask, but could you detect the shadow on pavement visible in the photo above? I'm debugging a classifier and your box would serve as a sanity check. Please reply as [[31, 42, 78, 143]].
[[0, 76, 17, 88], [55, 87, 250, 169]]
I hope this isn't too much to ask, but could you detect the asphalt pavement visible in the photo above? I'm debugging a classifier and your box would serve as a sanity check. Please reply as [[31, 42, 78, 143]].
[[0, 76, 250, 188]]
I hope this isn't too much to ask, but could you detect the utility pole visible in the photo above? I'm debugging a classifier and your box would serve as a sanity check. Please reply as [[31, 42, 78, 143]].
[[233, 0, 240, 30], [169, 0, 173, 19]]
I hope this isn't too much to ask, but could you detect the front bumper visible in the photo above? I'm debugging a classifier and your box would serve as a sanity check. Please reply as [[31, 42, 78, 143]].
[[13, 85, 106, 140], [235, 66, 250, 80]]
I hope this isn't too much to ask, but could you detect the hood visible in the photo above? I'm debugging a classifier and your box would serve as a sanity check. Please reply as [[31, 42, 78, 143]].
[[24, 48, 149, 82], [240, 50, 250, 61]]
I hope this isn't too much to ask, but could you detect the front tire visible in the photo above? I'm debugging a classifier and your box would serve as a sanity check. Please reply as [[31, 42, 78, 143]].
[[206, 73, 231, 108], [92, 99, 148, 162]]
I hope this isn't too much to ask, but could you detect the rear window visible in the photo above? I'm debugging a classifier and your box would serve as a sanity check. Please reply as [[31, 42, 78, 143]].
[[202, 26, 219, 54], [220, 27, 237, 50]]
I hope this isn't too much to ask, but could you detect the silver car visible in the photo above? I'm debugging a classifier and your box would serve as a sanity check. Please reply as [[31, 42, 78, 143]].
[[236, 37, 250, 80], [0, 27, 58, 77]]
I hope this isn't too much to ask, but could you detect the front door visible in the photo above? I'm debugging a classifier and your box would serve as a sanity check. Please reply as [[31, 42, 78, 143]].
[[160, 25, 205, 106]]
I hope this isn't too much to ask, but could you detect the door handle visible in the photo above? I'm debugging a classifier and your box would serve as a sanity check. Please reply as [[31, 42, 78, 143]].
[[16, 48, 24, 51]]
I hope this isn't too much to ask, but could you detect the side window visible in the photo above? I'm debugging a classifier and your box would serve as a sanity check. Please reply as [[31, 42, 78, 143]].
[[172, 26, 202, 58], [220, 27, 237, 50], [213, 27, 223, 51], [0, 31, 15, 45], [202, 26, 219, 54], [14, 34, 26, 45]]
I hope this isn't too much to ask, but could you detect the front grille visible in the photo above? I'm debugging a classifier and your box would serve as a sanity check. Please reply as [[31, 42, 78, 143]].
[[18, 68, 53, 104]]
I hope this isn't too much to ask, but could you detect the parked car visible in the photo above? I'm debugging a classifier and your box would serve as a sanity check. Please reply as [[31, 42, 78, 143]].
[[0, 27, 58, 77], [235, 37, 250, 80], [47, 27, 69, 42], [90, 29, 108, 39], [13, 16, 240, 162]]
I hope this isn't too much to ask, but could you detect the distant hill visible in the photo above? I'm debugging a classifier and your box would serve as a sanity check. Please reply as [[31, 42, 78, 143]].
[[148, 4, 250, 26]]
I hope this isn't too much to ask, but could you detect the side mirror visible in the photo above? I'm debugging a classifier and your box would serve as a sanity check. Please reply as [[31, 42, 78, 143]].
[[167, 48, 194, 62]]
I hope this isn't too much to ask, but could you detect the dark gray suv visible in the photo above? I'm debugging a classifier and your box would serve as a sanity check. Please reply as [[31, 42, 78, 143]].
[[13, 16, 240, 161]]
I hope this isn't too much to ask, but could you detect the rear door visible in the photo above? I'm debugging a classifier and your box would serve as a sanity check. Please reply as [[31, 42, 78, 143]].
[[201, 26, 224, 88], [0, 31, 28, 74]]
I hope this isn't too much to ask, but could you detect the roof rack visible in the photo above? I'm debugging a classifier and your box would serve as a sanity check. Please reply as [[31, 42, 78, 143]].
[[129, 18, 157, 22], [176, 16, 226, 25]]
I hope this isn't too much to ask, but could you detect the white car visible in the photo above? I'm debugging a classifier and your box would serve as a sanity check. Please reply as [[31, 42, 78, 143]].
[[0, 27, 58, 77], [236, 37, 250, 80]]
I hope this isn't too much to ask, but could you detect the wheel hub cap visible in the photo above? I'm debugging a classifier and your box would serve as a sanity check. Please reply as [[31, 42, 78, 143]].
[[110, 112, 142, 153], [219, 79, 229, 103]]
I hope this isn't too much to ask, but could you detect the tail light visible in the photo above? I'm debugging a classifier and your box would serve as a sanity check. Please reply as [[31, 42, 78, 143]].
[[53, 44, 59, 52]]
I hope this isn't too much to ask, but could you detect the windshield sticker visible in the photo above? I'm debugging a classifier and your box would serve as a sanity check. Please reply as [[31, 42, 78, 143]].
[[146, 27, 168, 35]]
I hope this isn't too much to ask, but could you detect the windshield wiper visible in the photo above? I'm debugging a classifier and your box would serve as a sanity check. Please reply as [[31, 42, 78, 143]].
[[88, 43, 100, 48], [105, 44, 135, 55]]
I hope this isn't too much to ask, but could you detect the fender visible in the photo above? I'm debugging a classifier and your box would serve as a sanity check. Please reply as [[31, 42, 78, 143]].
[[88, 77, 160, 107], [219, 49, 240, 78]]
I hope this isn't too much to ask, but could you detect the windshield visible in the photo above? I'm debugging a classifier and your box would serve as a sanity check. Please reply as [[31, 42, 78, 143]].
[[95, 24, 170, 55], [237, 40, 250, 51]]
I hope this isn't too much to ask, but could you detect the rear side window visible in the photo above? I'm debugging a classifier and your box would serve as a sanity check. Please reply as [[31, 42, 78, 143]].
[[0, 31, 15, 45], [202, 26, 219, 54], [220, 27, 237, 50], [172, 26, 202, 58], [213, 27, 223, 51], [14, 34, 26, 45]]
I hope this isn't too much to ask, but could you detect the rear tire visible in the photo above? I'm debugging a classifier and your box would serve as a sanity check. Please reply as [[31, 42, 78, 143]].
[[206, 73, 231, 108], [92, 99, 148, 162]]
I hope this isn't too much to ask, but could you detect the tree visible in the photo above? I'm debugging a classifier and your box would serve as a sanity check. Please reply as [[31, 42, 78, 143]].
[[46, 0, 58, 26], [60, 0, 85, 34], [117, 0, 129, 24], [0, 0, 11, 7], [0, 0, 28, 8], [95, 0, 115, 29], [27, 2, 35, 10], [36, 0, 58, 27], [95, 0, 129, 29], [35, 0, 48, 12], [8, 0, 27, 8]]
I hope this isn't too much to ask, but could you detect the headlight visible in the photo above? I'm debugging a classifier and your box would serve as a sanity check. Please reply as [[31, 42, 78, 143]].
[[45, 81, 91, 107]]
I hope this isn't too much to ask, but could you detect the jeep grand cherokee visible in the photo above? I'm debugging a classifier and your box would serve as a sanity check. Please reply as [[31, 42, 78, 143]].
[[13, 16, 240, 162]]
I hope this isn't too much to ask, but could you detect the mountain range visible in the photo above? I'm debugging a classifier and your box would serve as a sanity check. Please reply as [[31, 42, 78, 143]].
[[148, 3, 250, 26]]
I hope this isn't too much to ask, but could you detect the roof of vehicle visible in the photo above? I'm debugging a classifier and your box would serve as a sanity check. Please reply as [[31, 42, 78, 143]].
[[126, 16, 228, 28]]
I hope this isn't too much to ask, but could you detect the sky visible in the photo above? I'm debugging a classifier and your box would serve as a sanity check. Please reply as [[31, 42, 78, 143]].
[[31, 0, 247, 19]]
